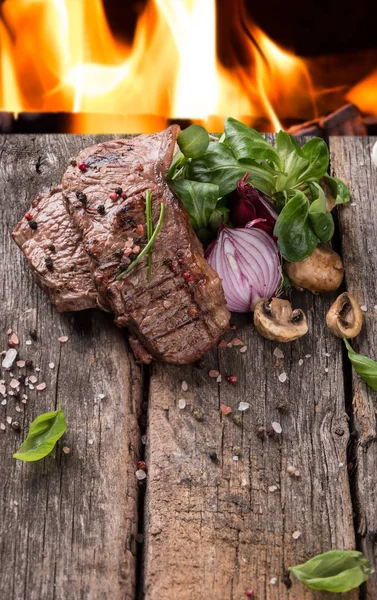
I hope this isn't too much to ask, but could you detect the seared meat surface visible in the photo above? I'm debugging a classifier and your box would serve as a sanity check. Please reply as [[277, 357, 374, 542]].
[[13, 128, 230, 364], [12, 188, 98, 312], [62, 127, 230, 364]]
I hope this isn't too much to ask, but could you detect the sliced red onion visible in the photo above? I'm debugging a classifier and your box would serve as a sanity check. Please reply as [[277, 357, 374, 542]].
[[206, 225, 281, 313]]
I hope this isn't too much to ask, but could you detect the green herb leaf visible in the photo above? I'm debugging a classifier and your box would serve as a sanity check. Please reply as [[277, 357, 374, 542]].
[[275, 131, 308, 190], [321, 174, 351, 206], [344, 339, 377, 391], [308, 190, 334, 243], [289, 550, 372, 593], [273, 190, 319, 262], [13, 409, 66, 462], [224, 117, 281, 166], [300, 137, 329, 182], [167, 150, 187, 180], [177, 124, 210, 159], [188, 142, 275, 197], [117, 202, 165, 280], [170, 179, 219, 230], [145, 189, 153, 282]]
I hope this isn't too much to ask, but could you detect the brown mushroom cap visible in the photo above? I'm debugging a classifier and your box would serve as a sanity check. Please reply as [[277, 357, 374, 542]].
[[326, 292, 363, 338], [284, 246, 344, 294], [253, 298, 308, 342]]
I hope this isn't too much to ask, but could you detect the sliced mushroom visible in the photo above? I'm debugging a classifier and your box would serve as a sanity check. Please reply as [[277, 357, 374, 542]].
[[254, 298, 308, 342], [326, 292, 363, 338], [284, 246, 344, 294]]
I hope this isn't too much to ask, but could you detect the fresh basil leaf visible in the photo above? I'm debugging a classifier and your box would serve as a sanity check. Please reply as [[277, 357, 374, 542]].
[[299, 137, 329, 182], [273, 190, 319, 261], [289, 550, 372, 593], [188, 142, 275, 197], [309, 192, 334, 243], [272, 190, 288, 213], [275, 131, 308, 189], [224, 117, 281, 167], [13, 409, 66, 462], [322, 174, 350, 206], [171, 179, 219, 230], [177, 124, 210, 159], [344, 339, 377, 391]]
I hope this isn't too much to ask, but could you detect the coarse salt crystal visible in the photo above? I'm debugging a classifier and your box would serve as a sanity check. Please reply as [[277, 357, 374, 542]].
[[271, 422, 282, 434], [325, 368, 329, 373], [178, 398, 186, 410], [374, 305, 377, 311], [15, 405, 21, 413], [278, 372, 287, 383], [2, 348, 17, 369], [49, 363, 55, 369], [305, 354, 311, 359], [360, 305, 368, 312], [273, 348, 284, 359], [270, 577, 277, 585], [292, 530, 301, 540], [6, 328, 12, 335], [36, 382, 46, 391], [28, 384, 34, 390], [58, 336, 69, 343], [232, 455, 239, 462], [0, 423, 5, 430], [136, 469, 147, 480], [238, 401, 250, 411], [141, 434, 147, 444], [10, 379, 20, 389], [0, 384, 6, 397], [298, 359, 304, 366], [1, 399, 7, 406], [88, 438, 94, 445], [16, 360, 25, 368], [8, 391, 14, 396], [216, 375, 222, 383], [25, 340, 32, 346], [6, 416, 12, 424], [98, 393, 105, 400], [268, 485, 278, 493], [62, 446, 71, 454], [21, 399, 27, 405], [240, 346, 247, 353], [29, 375, 38, 384], [324, 352, 330, 357], [208, 370, 220, 378], [181, 381, 188, 391], [35, 367, 40, 372]]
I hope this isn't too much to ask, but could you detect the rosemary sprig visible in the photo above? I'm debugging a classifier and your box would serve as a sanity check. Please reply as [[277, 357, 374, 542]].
[[116, 201, 165, 281], [145, 190, 153, 282]]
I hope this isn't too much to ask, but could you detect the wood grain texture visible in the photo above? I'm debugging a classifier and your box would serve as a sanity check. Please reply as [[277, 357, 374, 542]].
[[0, 135, 143, 600], [330, 136, 377, 599], [143, 294, 356, 599]]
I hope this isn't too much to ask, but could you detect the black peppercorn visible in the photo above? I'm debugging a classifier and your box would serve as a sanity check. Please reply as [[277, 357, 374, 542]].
[[119, 263, 128, 271], [11, 421, 21, 431], [48, 243, 56, 252], [115, 187, 123, 195], [97, 204, 105, 214], [75, 192, 87, 203], [29, 220, 38, 230], [44, 256, 54, 271], [127, 146, 132, 151], [25, 359, 33, 368], [114, 248, 124, 259], [18, 374, 26, 385]]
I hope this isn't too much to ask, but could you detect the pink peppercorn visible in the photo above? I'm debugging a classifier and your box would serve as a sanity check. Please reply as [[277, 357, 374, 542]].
[[189, 307, 198, 317], [132, 246, 140, 255], [24, 212, 32, 221], [227, 375, 237, 384], [137, 460, 147, 471], [124, 247, 133, 257], [78, 163, 87, 172], [136, 224, 144, 235], [245, 590, 254, 598], [7, 340, 15, 348], [109, 192, 118, 201], [121, 193, 127, 199]]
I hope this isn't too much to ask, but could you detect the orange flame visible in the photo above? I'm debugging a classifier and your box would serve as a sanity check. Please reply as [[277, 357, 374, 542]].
[[0, 0, 374, 133]]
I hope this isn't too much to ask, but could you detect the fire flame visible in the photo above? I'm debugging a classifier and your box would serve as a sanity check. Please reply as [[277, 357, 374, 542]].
[[0, 0, 375, 133]]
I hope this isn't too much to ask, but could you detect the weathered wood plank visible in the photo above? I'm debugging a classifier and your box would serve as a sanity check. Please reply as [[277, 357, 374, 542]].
[[0, 135, 143, 600], [144, 295, 356, 598], [330, 136, 377, 599]]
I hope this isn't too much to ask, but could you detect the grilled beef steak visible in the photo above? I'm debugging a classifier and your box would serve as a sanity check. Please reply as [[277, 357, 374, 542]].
[[62, 127, 230, 363], [12, 188, 98, 312]]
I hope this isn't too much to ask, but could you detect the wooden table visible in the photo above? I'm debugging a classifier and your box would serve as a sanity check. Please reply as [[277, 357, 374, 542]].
[[0, 135, 376, 600]]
